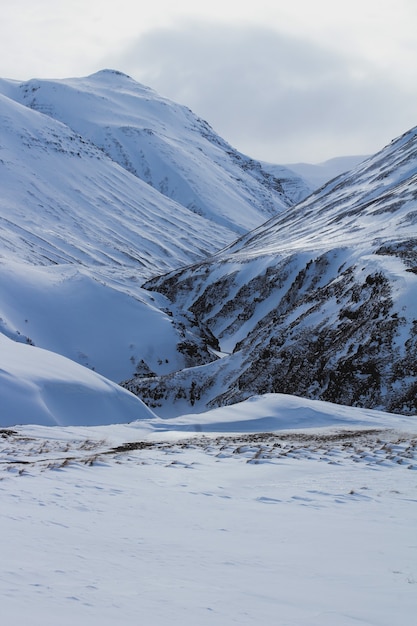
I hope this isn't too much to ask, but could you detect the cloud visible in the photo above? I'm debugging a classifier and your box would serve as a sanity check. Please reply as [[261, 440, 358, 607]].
[[111, 21, 417, 163]]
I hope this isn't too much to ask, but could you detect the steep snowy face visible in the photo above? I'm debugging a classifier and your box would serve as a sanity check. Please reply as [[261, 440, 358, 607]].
[[125, 127, 417, 416], [0, 90, 237, 274], [1, 69, 311, 234]]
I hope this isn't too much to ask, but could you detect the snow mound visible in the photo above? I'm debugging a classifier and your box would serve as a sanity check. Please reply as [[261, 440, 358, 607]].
[[146, 393, 417, 434], [0, 334, 155, 427]]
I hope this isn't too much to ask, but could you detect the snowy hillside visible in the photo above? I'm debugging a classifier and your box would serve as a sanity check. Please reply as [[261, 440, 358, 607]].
[[0, 89, 235, 273], [0, 333, 154, 427], [0, 70, 308, 394], [0, 93, 224, 384], [126, 127, 417, 416]]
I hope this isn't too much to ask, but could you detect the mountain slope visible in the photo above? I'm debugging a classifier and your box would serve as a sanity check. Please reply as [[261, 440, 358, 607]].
[[0, 90, 235, 274], [0, 89, 234, 385], [124, 127, 417, 416]]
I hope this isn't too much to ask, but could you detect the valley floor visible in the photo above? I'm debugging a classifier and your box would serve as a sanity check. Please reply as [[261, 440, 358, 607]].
[[1, 422, 416, 626]]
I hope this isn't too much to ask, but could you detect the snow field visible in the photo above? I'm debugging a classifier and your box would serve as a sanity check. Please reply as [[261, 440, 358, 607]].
[[1, 418, 416, 626]]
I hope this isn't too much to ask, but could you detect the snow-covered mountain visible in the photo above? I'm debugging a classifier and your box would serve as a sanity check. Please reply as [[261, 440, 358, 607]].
[[0, 70, 310, 404], [0, 91, 220, 387], [125, 127, 417, 416], [1, 68, 416, 426], [1, 69, 311, 235]]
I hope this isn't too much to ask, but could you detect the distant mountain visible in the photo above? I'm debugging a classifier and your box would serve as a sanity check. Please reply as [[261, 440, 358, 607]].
[[284, 155, 369, 188], [125, 128, 417, 416]]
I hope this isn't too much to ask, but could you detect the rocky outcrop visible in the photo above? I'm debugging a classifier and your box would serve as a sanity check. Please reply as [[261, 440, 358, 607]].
[[123, 128, 417, 416]]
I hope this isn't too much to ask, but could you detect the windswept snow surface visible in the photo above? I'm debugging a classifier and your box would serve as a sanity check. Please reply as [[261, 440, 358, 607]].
[[1, 396, 416, 625]]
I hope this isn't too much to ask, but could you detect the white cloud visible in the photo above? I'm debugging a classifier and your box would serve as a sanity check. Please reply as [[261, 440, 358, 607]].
[[111, 22, 417, 162], [1, 2, 416, 162]]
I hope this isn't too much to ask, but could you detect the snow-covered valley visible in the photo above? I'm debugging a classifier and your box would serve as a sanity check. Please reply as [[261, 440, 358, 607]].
[[0, 69, 416, 625]]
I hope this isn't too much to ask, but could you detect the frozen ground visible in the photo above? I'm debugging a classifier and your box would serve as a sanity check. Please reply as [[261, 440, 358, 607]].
[[1, 395, 416, 626]]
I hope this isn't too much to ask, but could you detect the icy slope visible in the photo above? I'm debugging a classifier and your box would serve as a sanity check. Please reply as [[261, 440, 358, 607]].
[[1, 69, 311, 234], [126, 127, 417, 415]]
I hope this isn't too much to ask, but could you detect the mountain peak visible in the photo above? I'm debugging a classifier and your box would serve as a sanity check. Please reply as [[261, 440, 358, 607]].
[[89, 68, 133, 79], [85, 68, 138, 85]]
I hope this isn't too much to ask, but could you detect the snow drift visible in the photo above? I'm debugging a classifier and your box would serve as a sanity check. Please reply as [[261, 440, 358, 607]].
[[0, 334, 155, 427]]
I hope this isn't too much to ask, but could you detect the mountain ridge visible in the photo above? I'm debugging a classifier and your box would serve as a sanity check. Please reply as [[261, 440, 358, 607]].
[[124, 125, 417, 416], [1, 69, 311, 234]]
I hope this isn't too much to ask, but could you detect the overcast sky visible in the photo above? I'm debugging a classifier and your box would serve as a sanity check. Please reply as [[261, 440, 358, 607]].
[[2, 0, 417, 163]]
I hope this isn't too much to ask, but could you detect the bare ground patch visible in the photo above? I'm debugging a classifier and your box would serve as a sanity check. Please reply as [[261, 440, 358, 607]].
[[1, 427, 416, 475]]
